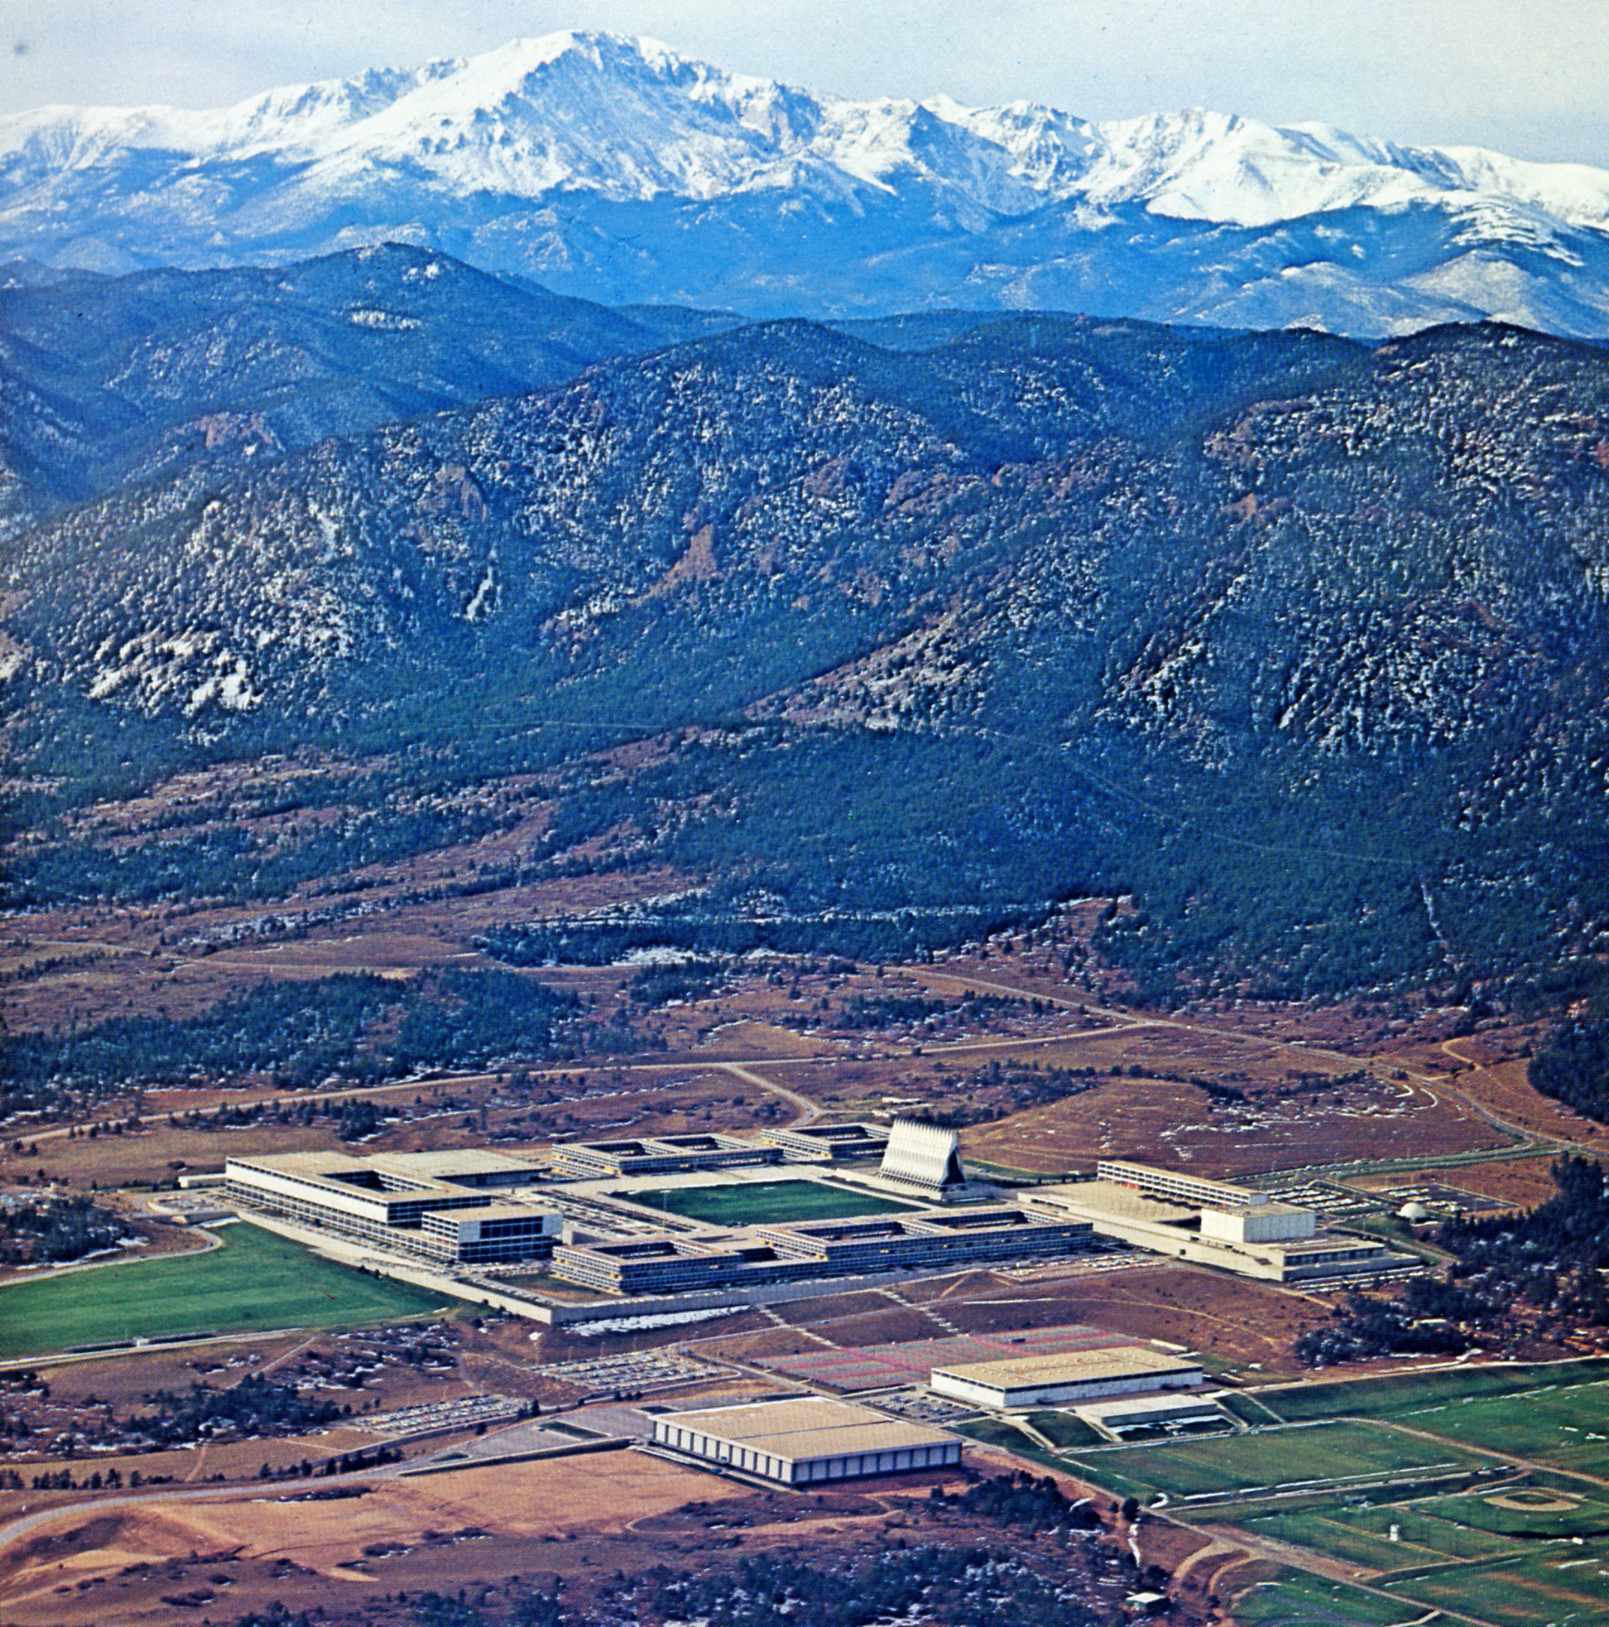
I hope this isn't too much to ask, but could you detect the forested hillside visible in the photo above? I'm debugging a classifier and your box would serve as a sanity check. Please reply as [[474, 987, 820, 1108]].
[[0, 244, 711, 539], [5, 306, 1609, 1001]]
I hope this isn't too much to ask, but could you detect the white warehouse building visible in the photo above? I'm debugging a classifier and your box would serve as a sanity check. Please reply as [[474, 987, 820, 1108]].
[[930, 1346, 1204, 1410], [652, 1397, 961, 1485]]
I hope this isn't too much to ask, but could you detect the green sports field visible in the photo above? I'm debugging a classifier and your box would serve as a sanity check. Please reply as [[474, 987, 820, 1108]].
[[1396, 1375, 1609, 1477], [1061, 1420, 1486, 1502], [1244, 1495, 1517, 1569], [0, 1222, 445, 1358], [627, 1178, 916, 1225], [1253, 1360, 1609, 1422], [1232, 1566, 1440, 1627], [1429, 1485, 1609, 1539], [1383, 1540, 1609, 1627]]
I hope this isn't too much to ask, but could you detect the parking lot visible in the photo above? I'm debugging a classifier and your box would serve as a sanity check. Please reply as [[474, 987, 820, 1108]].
[[366, 1391, 527, 1438], [531, 1349, 723, 1395]]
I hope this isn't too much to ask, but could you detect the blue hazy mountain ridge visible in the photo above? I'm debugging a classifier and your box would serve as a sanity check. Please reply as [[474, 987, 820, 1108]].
[[3, 30, 1608, 338], [4, 309, 1608, 997], [0, 243, 733, 538]]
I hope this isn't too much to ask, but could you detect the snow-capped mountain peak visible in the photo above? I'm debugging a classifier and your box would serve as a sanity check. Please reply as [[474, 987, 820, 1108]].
[[3, 30, 1608, 335]]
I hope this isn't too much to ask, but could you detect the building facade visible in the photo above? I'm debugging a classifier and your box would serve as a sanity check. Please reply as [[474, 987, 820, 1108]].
[[757, 1123, 890, 1161], [878, 1118, 967, 1198], [552, 1134, 784, 1178], [652, 1397, 960, 1485], [929, 1346, 1204, 1409], [1095, 1159, 1260, 1209], [224, 1151, 557, 1265], [551, 1205, 1095, 1295]]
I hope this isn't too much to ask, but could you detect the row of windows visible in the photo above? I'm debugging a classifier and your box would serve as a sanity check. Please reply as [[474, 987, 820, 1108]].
[[1096, 1162, 1251, 1207], [554, 1225, 1092, 1294], [657, 1426, 957, 1482], [225, 1183, 547, 1265]]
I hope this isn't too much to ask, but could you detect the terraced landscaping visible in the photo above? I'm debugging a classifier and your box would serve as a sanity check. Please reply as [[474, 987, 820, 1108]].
[[1023, 1409, 1104, 1450]]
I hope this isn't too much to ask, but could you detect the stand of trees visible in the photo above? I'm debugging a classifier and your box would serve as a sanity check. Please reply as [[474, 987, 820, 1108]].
[[0, 1195, 128, 1265], [1, 966, 649, 1117], [1530, 1010, 1609, 1123], [1297, 1156, 1609, 1365], [130, 1375, 344, 1448]]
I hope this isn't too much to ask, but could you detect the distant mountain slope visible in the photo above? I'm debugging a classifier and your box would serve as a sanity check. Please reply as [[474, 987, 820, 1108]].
[[3, 32, 1608, 336], [0, 244, 685, 537], [5, 315, 1608, 995]]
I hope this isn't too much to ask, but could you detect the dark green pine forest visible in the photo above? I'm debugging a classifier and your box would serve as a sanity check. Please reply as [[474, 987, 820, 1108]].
[[4, 250, 1609, 1049]]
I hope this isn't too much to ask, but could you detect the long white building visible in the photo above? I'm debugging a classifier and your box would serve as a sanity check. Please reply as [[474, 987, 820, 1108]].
[[1026, 1177, 1402, 1284], [653, 1397, 960, 1485], [223, 1150, 558, 1265], [930, 1346, 1204, 1410]]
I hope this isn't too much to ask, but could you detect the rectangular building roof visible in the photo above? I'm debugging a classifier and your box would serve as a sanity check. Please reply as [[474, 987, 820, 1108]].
[[228, 1147, 541, 1199], [667, 1397, 954, 1463], [1077, 1392, 1224, 1423], [232, 1151, 367, 1177], [1032, 1182, 1200, 1224], [437, 1200, 552, 1223], [1097, 1160, 1258, 1203], [932, 1345, 1199, 1389], [368, 1150, 539, 1179], [1260, 1235, 1386, 1257]]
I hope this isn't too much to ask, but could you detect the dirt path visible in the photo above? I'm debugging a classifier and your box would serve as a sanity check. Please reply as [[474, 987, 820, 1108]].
[[919, 968, 1607, 1170], [716, 1061, 820, 1126], [14, 1022, 1136, 1150], [0, 1458, 408, 1564], [1381, 1416, 1609, 1494]]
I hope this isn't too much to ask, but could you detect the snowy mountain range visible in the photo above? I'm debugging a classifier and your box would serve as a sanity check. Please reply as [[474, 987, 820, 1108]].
[[5, 29, 1609, 335]]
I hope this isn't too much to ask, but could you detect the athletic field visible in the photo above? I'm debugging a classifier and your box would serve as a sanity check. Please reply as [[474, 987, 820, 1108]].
[[0, 1222, 445, 1358], [1062, 1419, 1485, 1502], [1383, 1539, 1609, 1627], [1232, 1567, 1427, 1627], [627, 1178, 915, 1226], [1254, 1359, 1609, 1422], [1396, 1374, 1609, 1477]]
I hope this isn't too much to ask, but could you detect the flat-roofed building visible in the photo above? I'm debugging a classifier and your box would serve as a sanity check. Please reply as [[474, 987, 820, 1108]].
[[224, 1150, 556, 1264], [1074, 1391, 1227, 1439], [358, 1149, 541, 1189], [1026, 1181, 1400, 1283], [418, 1203, 562, 1265], [756, 1207, 1093, 1278], [1258, 1236, 1394, 1275], [550, 1234, 817, 1295], [552, 1133, 784, 1179], [652, 1397, 960, 1484], [930, 1345, 1204, 1409], [758, 1123, 891, 1162], [879, 1118, 966, 1198], [551, 1205, 1095, 1295], [1095, 1159, 1261, 1209], [1200, 1204, 1316, 1245]]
